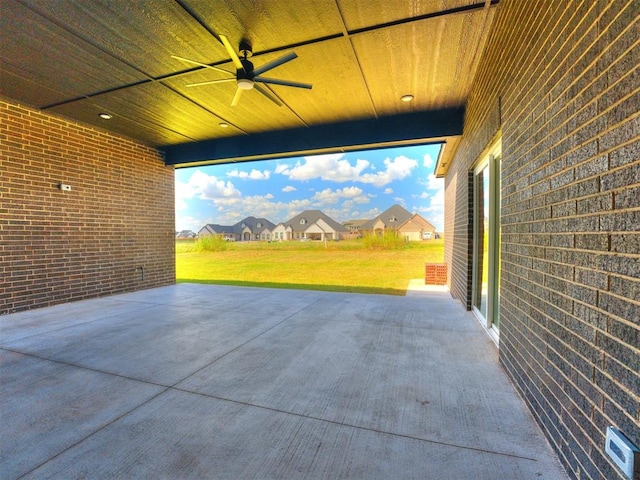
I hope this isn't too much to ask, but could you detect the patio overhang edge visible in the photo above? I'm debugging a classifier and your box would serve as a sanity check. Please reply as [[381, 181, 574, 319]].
[[162, 108, 464, 167]]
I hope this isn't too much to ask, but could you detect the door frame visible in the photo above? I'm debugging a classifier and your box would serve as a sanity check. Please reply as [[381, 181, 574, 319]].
[[471, 135, 501, 342]]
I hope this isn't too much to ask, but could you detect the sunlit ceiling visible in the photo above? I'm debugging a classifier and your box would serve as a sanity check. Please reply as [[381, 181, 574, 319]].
[[0, 0, 498, 166]]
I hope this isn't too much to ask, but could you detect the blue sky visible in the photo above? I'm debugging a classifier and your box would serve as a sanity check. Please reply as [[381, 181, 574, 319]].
[[175, 144, 444, 232]]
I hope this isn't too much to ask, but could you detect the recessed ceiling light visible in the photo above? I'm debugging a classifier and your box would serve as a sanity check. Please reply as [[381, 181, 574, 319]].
[[98, 112, 112, 119], [401, 95, 414, 102], [219, 122, 229, 128]]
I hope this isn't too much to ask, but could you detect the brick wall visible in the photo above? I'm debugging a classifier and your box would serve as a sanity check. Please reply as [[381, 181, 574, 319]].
[[1, 99, 175, 314], [425, 263, 447, 285], [445, 2, 639, 480]]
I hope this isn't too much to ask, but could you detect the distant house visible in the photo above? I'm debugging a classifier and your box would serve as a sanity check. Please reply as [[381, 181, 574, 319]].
[[198, 224, 235, 241], [282, 210, 348, 241], [342, 219, 368, 238], [235, 216, 276, 241], [360, 204, 436, 241], [200, 217, 276, 241], [175, 229, 196, 239], [271, 222, 293, 241]]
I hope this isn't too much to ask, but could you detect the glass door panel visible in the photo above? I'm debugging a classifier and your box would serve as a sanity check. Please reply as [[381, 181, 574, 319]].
[[473, 166, 490, 318], [473, 149, 501, 335]]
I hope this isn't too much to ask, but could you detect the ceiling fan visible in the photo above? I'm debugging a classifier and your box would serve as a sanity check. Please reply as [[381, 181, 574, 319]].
[[172, 36, 312, 107]]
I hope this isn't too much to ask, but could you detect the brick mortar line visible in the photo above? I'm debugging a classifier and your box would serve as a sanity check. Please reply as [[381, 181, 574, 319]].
[[501, 184, 640, 212], [504, 303, 640, 407], [474, 2, 556, 113], [501, 283, 640, 362], [502, 5, 637, 135], [472, 5, 621, 158], [502, 138, 640, 191], [500, 271, 640, 328], [501, 212, 640, 226], [506, 58, 638, 161], [501, 247, 640, 261], [501, 250, 640, 265], [499, 2, 590, 117], [504, 109, 639, 188], [517, 336, 638, 480]]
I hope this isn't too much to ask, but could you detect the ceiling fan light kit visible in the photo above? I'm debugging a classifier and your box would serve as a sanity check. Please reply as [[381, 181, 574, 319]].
[[237, 78, 254, 90], [175, 35, 312, 107]]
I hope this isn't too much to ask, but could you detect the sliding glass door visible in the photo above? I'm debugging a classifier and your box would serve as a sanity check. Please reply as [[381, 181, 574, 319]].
[[472, 145, 501, 335]]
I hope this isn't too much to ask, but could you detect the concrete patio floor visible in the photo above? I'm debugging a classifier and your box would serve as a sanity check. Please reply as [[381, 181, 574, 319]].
[[1, 284, 568, 479]]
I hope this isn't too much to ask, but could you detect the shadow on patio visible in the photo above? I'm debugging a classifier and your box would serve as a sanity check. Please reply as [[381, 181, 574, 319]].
[[0, 284, 567, 479]]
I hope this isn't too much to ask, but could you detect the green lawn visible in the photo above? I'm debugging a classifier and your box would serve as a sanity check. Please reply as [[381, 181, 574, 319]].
[[176, 239, 444, 295]]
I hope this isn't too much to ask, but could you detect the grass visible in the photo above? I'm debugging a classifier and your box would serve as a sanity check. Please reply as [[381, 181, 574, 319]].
[[176, 237, 444, 295]]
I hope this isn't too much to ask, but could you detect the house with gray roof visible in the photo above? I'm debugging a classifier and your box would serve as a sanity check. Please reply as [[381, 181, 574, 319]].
[[198, 216, 276, 241], [342, 219, 368, 238], [271, 222, 293, 241], [175, 230, 197, 239], [280, 210, 348, 241], [198, 224, 235, 241], [360, 204, 436, 241], [234, 216, 276, 241]]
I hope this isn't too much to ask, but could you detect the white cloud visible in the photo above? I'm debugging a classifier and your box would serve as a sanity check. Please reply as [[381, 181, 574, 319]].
[[202, 187, 376, 226], [279, 154, 371, 183], [276, 153, 417, 187], [423, 153, 434, 168], [228, 168, 271, 180], [414, 180, 445, 230], [430, 187, 444, 208], [311, 186, 370, 206], [359, 155, 418, 187], [274, 164, 290, 174], [357, 207, 381, 219], [196, 195, 316, 227], [176, 148, 441, 232], [192, 171, 240, 200], [393, 197, 407, 208], [176, 170, 241, 211], [175, 181, 192, 210], [175, 214, 216, 233], [426, 173, 442, 190]]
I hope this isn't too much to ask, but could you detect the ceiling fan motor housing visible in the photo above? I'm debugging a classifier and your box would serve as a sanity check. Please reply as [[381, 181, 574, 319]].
[[237, 58, 255, 89], [238, 58, 254, 78]]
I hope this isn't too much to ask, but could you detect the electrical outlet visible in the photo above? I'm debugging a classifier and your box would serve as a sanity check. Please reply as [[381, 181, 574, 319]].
[[605, 427, 639, 479], [59, 183, 72, 191]]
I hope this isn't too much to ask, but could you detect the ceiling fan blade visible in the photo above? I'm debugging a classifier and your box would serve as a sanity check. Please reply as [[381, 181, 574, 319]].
[[254, 84, 283, 107], [253, 52, 297, 76], [255, 76, 313, 89], [231, 87, 243, 107], [219, 35, 244, 71], [171, 55, 233, 76], [185, 78, 236, 87]]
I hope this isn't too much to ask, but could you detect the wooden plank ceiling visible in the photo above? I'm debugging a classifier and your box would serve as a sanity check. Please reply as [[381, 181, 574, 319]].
[[0, 0, 498, 166]]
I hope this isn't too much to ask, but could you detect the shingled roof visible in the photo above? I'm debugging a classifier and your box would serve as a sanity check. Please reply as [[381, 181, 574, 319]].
[[284, 210, 348, 233], [232, 216, 276, 234], [200, 224, 234, 234], [360, 204, 413, 230]]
